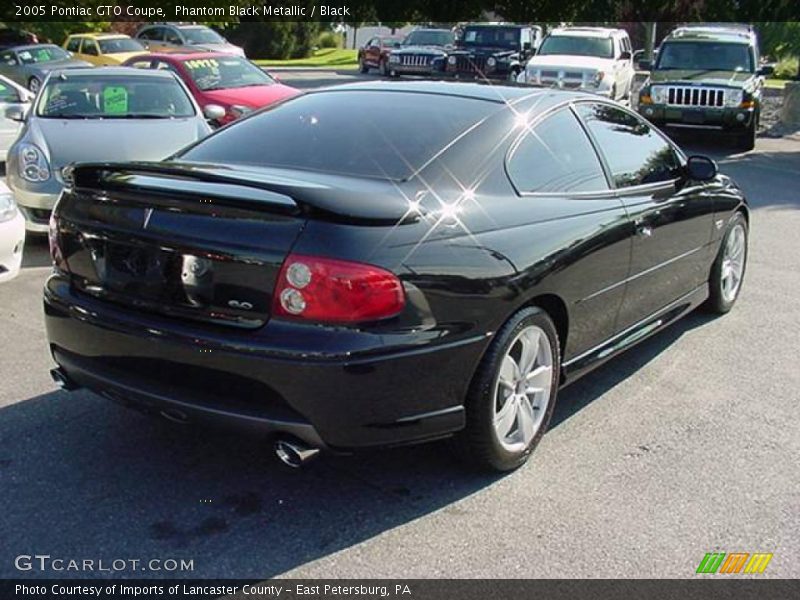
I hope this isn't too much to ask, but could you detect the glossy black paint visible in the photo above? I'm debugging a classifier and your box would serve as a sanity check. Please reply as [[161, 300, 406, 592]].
[[44, 82, 749, 451]]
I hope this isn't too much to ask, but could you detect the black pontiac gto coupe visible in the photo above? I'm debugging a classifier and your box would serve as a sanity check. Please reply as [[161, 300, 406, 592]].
[[45, 82, 749, 471]]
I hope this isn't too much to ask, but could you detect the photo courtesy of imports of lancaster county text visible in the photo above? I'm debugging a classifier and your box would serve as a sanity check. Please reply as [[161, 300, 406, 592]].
[[0, 0, 800, 597]]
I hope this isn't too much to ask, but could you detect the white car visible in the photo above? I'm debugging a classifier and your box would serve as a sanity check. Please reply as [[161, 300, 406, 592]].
[[0, 181, 25, 283], [519, 27, 636, 101], [0, 74, 33, 162]]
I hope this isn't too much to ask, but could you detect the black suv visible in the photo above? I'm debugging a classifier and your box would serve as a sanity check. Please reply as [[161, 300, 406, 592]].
[[445, 24, 543, 81], [637, 24, 773, 151]]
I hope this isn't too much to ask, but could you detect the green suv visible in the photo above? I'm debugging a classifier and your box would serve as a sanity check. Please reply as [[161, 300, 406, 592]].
[[637, 25, 773, 151]]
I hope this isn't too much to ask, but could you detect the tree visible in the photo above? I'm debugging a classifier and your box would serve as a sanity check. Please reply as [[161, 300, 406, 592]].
[[756, 22, 800, 79]]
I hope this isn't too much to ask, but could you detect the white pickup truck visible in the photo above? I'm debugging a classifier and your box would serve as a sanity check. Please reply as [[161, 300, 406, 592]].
[[519, 27, 636, 102]]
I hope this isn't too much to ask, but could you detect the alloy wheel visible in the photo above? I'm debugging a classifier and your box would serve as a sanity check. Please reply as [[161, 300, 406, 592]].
[[493, 324, 554, 452], [721, 223, 746, 303]]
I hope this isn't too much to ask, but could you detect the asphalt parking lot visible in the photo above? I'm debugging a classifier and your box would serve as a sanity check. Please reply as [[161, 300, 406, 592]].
[[1, 70, 798, 579]]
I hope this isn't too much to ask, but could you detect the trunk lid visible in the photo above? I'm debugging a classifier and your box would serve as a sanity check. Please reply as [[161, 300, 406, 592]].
[[55, 163, 308, 329]]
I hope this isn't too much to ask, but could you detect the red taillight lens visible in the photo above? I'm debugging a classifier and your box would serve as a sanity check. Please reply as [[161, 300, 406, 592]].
[[273, 254, 405, 323]]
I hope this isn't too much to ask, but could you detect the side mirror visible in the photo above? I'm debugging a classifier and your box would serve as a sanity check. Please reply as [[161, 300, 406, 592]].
[[203, 104, 226, 122], [523, 41, 531, 51], [758, 65, 774, 76], [5, 105, 25, 122], [686, 155, 717, 181], [620, 50, 631, 61]]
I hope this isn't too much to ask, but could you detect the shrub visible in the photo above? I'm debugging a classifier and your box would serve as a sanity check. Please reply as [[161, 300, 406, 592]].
[[317, 31, 342, 49], [773, 56, 799, 80]]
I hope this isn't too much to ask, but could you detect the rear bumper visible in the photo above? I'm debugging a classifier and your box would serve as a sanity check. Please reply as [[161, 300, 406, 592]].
[[44, 274, 487, 450]]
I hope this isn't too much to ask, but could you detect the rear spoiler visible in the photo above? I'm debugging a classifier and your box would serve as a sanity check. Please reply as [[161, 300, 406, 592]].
[[69, 162, 422, 226]]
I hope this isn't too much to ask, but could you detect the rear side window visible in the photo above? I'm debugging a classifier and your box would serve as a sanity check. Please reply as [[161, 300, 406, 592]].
[[66, 37, 81, 53], [507, 108, 608, 194], [139, 28, 163, 42], [575, 103, 681, 188], [179, 91, 494, 180]]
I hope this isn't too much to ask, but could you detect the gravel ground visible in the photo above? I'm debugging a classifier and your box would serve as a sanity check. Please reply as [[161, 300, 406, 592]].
[[761, 87, 800, 138]]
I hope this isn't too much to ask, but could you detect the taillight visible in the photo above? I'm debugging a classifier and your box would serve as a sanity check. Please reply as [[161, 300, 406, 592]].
[[273, 254, 405, 323]]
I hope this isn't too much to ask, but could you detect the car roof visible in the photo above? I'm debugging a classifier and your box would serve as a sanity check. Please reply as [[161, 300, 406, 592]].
[[550, 27, 624, 38], [48, 66, 178, 79], [68, 33, 130, 40], [309, 80, 590, 108], [7, 43, 60, 52], [143, 51, 236, 61], [665, 29, 753, 44], [464, 23, 527, 28]]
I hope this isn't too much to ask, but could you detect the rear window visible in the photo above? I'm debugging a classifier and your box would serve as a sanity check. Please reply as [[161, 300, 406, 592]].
[[179, 91, 494, 180]]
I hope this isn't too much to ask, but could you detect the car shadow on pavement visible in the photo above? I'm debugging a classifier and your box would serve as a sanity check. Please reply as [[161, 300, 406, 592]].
[[0, 310, 717, 579], [0, 386, 502, 579], [552, 310, 713, 430]]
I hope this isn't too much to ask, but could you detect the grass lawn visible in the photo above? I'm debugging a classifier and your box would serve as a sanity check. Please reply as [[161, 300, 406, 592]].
[[254, 48, 358, 69], [765, 79, 788, 89]]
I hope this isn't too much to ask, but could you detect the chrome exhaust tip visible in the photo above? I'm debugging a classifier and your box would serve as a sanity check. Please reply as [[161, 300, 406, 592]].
[[274, 437, 320, 468], [50, 368, 80, 391]]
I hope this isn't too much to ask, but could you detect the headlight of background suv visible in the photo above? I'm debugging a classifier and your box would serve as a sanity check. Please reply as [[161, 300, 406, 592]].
[[18, 143, 50, 183], [389, 54, 400, 64], [650, 85, 667, 104], [724, 89, 744, 107], [0, 191, 18, 223], [447, 55, 456, 65]]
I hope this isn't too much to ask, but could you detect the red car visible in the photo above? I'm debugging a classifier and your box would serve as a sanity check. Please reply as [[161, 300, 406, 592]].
[[123, 52, 300, 125], [358, 35, 403, 76]]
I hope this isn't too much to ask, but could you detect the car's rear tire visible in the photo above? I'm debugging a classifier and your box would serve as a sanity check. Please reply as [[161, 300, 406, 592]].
[[705, 212, 748, 314], [28, 77, 41, 93], [452, 307, 561, 472]]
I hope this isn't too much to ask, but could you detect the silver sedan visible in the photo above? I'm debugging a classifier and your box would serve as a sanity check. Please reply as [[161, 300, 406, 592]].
[[5, 67, 219, 232]]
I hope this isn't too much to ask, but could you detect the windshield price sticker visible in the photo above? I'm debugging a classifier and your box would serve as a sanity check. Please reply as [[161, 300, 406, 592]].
[[102, 86, 128, 114], [185, 59, 220, 71]]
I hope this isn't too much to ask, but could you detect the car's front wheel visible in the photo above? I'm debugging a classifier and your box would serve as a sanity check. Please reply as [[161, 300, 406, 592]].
[[736, 118, 757, 152], [706, 212, 748, 314], [28, 77, 41, 93], [358, 58, 368, 74], [453, 307, 560, 471]]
